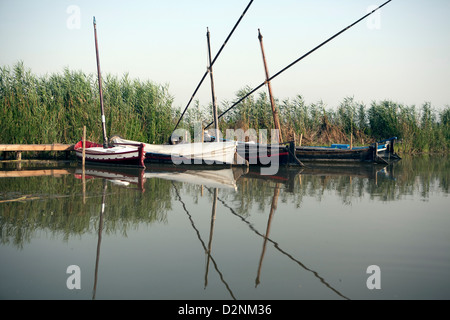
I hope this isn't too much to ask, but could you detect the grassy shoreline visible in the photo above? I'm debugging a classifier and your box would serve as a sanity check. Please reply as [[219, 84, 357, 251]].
[[1, 63, 449, 157]]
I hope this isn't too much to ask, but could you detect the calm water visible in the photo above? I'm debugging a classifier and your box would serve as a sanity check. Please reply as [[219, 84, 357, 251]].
[[0, 156, 449, 300]]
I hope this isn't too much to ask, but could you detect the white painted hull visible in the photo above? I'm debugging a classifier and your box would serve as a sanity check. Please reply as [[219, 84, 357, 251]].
[[110, 137, 238, 165], [74, 141, 145, 167]]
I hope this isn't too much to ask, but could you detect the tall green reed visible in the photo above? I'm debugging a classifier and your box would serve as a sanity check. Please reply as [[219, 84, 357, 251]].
[[0, 62, 175, 147], [212, 90, 450, 153]]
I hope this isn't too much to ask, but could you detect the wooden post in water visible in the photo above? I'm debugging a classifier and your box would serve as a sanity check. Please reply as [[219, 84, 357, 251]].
[[258, 29, 282, 143], [82, 126, 86, 167], [93, 17, 108, 148], [82, 126, 86, 204], [373, 142, 379, 161]]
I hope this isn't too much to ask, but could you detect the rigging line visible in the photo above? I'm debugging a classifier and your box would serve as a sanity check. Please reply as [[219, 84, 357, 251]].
[[171, 0, 254, 134], [208, 187, 351, 300], [205, 0, 392, 129], [171, 182, 237, 300]]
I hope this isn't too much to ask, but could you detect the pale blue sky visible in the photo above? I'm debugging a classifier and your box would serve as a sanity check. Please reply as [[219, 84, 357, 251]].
[[1, 0, 449, 111]]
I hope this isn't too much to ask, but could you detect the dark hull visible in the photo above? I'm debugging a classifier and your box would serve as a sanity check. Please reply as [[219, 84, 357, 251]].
[[236, 143, 296, 166], [144, 153, 230, 165], [77, 157, 145, 167], [296, 146, 374, 162], [145, 153, 183, 164], [295, 138, 401, 164]]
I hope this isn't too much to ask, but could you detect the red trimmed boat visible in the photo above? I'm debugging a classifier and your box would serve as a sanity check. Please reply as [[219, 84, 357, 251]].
[[74, 140, 145, 167], [73, 19, 145, 168]]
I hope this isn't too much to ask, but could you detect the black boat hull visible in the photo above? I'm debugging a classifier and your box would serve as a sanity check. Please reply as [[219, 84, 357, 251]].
[[295, 138, 401, 164]]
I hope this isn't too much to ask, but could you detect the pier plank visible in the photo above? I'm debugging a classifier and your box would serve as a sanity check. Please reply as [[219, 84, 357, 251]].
[[0, 144, 75, 152]]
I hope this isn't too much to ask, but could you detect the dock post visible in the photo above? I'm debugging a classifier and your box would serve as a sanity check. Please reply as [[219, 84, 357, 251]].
[[289, 141, 295, 163], [82, 126, 86, 203], [82, 126, 86, 167], [373, 142, 378, 161]]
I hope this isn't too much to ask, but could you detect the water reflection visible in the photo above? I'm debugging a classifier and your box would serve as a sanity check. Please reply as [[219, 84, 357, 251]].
[[92, 179, 107, 300], [173, 183, 237, 299], [1, 157, 448, 248], [0, 156, 449, 299], [213, 185, 350, 300]]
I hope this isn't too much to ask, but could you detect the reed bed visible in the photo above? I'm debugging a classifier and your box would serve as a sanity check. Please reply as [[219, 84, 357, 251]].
[[214, 90, 450, 153], [0, 62, 175, 147], [1, 62, 449, 155]]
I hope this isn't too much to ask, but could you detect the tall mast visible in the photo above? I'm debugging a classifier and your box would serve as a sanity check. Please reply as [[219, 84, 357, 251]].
[[171, 0, 254, 137], [258, 29, 283, 143], [93, 17, 108, 148], [207, 28, 219, 138], [207, 0, 393, 127]]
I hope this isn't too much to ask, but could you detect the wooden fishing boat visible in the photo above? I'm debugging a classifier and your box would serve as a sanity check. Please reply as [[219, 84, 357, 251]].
[[73, 18, 145, 169], [196, 1, 396, 168], [78, 18, 239, 168], [74, 140, 145, 167], [295, 137, 401, 164], [110, 136, 238, 165]]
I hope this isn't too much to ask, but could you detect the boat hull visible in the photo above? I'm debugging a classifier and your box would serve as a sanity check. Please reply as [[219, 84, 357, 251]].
[[74, 141, 145, 167], [110, 137, 238, 165], [236, 143, 292, 166], [295, 146, 373, 162], [295, 138, 400, 164]]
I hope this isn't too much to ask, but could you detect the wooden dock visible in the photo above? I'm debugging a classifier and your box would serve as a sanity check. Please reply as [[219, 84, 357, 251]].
[[0, 168, 73, 178], [0, 144, 75, 160]]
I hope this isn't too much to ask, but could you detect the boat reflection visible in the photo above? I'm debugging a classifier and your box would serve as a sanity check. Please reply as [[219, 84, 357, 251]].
[[145, 165, 246, 191], [75, 166, 146, 192], [241, 163, 390, 181], [74, 165, 246, 192], [298, 163, 392, 182]]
